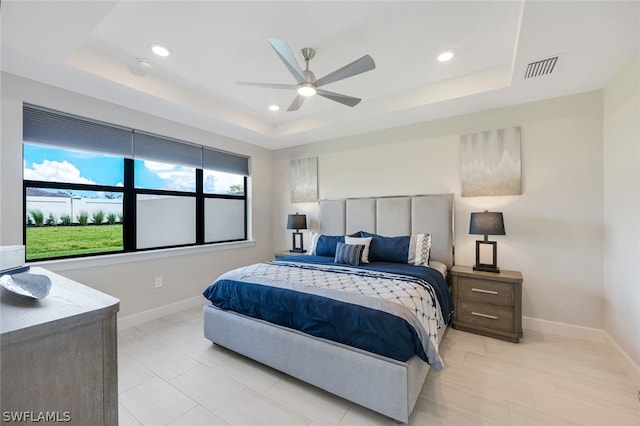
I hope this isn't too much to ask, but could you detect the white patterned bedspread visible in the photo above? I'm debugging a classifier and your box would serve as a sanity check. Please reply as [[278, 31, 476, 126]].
[[215, 260, 445, 368]]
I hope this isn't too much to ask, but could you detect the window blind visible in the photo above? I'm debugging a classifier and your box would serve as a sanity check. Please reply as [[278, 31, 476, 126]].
[[133, 131, 202, 169], [23, 104, 133, 157], [203, 147, 249, 176], [23, 104, 250, 175]]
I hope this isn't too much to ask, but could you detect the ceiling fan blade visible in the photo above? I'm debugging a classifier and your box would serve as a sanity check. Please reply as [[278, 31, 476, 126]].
[[287, 94, 306, 111], [267, 37, 306, 84], [316, 89, 361, 107], [236, 81, 297, 90], [315, 55, 375, 87]]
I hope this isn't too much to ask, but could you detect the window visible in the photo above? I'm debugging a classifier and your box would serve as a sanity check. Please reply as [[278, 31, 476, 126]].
[[204, 170, 244, 195], [22, 104, 249, 261]]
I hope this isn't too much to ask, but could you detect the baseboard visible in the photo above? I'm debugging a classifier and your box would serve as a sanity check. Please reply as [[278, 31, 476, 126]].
[[523, 316, 640, 386], [118, 296, 208, 329], [522, 316, 605, 342], [603, 332, 640, 386]]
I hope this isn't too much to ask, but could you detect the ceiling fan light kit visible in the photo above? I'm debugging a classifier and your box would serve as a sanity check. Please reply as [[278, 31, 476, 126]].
[[237, 37, 375, 111], [297, 83, 316, 97]]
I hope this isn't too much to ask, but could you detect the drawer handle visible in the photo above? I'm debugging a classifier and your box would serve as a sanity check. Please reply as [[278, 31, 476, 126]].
[[471, 311, 498, 320], [471, 287, 498, 295]]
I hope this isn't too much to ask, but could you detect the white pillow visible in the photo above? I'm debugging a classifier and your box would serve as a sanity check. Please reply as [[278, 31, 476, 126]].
[[344, 236, 372, 263], [307, 232, 320, 255]]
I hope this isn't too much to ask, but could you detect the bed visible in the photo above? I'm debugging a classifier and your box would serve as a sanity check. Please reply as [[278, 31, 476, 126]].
[[203, 194, 454, 423]]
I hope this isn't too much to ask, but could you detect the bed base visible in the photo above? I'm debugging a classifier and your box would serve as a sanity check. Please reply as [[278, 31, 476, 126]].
[[204, 305, 443, 423]]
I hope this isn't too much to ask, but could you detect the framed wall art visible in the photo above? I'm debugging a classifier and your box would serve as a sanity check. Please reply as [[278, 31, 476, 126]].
[[290, 156, 318, 203], [461, 126, 522, 197]]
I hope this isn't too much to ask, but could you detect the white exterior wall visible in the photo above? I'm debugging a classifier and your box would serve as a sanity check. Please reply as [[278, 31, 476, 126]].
[[26, 196, 122, 223]]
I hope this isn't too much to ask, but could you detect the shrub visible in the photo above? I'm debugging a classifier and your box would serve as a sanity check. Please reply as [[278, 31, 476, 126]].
[[26, 216, 34, 226], [106, 212, 117, 225], [77, 211, 89, 226], [29, 210, 44, 227], [228, 184, 244, 194], [45, 213, 56, 226], [117, 213, 124, 223], [91, 210, 105, 225], [60, 214, 72, 226]]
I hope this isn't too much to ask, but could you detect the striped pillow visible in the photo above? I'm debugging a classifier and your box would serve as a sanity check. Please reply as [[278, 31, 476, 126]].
[[334, 243, 365, 266], [408, 233, 432, 266]]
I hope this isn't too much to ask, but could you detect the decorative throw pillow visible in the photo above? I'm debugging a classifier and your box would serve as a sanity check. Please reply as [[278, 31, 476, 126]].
[[361, 232, 410, 263], [344, 236, 372, 263], [361, 232, 432, 265], [408, 233, 432, 266], [334, 243, 365, 266], [314, 234, 345, 257]]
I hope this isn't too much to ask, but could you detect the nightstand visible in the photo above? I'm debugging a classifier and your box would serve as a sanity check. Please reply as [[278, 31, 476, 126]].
[[450, 265, 523, 342], [274, 250, 305, 260]]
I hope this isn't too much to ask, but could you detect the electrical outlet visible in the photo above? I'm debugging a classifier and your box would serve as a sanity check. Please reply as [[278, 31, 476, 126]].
[[154, 276, 163, 288]]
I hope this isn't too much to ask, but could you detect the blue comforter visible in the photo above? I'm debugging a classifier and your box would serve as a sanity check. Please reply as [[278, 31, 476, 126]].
[[203, 255, 453, 366]]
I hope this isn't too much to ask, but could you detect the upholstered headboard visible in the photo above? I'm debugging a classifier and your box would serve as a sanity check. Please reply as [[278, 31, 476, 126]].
[[319, 194, 454, 269]]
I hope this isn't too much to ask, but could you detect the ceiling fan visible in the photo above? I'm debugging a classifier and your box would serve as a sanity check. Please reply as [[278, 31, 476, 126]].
[[237, 37, 376, 111]]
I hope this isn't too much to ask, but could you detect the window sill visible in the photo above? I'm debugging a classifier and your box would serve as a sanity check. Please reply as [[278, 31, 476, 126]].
[[30, 240, 256, 273]]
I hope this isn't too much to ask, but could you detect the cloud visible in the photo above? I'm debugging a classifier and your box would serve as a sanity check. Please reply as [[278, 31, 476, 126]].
[[143, 160, 195, 191], [143, 160, 178, 173], [24, 160, 96, 184]]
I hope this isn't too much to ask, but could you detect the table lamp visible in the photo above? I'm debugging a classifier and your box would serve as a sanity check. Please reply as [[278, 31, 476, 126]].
[[469, 210, 505, 273], [287, 213, 307, 253]]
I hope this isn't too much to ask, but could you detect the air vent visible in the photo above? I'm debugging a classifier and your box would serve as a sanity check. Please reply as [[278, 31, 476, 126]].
[[524, 55, 560, 79]]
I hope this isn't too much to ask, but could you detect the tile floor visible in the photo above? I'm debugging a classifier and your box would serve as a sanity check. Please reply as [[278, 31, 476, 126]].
[[118, 305, 640, 425]]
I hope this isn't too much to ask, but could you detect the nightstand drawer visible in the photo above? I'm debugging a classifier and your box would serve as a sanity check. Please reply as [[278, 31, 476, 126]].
[[457, 300, 515, 332], [457, 277, 514, 306]]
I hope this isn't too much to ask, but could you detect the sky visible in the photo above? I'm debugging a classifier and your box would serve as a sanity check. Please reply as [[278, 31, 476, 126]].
[[23, 144, 243, 196]]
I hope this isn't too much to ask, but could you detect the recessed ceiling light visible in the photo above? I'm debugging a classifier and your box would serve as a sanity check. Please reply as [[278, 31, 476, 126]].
[[151, 44, 171, 57], [268, 105, 280, 111], [437, 50, 455, 62]]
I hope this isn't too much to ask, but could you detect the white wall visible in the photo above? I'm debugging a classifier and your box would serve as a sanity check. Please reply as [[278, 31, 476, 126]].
[[603, 52, 640, 369], [0, 72, 273, 317], [273, 91, 605, 329]]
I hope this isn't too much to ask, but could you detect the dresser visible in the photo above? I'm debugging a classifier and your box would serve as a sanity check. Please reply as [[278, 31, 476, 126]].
[[1, 267, 120, 425], [450, 265, 523, 342]]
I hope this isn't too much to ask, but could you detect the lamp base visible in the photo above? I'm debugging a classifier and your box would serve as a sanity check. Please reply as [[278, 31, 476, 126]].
[[473, 265, 500, 273], [474, 240, 500, 273], [290, 231, 305, 253]]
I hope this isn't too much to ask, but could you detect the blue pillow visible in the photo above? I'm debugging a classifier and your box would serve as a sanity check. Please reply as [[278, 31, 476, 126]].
[[315, 234, 345, 257], [334, 243, 365, 266], [361, 232, 410, 263]]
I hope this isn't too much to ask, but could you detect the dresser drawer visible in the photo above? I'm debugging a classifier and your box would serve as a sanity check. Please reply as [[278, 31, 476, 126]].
[[457, 277, 514, 306], [457, 300, 515, 332]]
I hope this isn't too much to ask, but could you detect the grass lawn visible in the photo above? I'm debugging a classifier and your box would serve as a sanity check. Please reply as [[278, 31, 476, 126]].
[[26, 224, 123, 260]]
